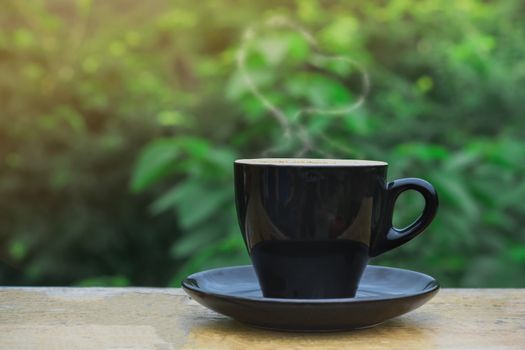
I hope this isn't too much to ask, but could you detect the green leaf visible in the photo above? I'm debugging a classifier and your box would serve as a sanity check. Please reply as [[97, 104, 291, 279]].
[[257, 36, 289, 65], [483, 211, 514, 231], [344, 113, 371, 135], [206, 147, 238, 174], [170, 225, 221, 258], [443, 151, 480, 172], [431, 174, 479, 220], [396, 143, 450, 161], [75, 275, 130, 287], [509, 245, 525, 263], [150, 184, 182, 215], [318, 16, 358, 51], [179, 189, 231, 229], [169, 232, 249, 286], [151, 179, 232, 229], [287, 32, 310, 63], [175, 136, 210, 159], [9, 241, 27, 261], [130, 139, 180, 192], [156, 110, 188, 126], [14, 29, 34, 49]]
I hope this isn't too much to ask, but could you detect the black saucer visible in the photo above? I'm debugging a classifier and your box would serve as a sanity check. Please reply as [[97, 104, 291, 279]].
[[182, 265, 439, 332]]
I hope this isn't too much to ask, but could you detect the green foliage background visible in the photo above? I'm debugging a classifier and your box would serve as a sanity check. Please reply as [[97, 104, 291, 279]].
[[1, 0, 524, 287]]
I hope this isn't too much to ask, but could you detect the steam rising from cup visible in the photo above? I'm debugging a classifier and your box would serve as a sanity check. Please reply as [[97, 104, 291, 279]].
[[236, 16, 370, 157]]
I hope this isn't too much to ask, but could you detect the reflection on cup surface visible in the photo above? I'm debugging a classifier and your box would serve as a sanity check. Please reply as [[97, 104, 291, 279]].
[[251, 240, 369, 298]]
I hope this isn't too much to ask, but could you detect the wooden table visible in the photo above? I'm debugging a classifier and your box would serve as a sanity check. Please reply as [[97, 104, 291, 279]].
[[0, 288, 523, 349]]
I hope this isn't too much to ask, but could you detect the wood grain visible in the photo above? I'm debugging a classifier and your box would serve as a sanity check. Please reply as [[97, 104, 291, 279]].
[[0, 288, 523, 349]]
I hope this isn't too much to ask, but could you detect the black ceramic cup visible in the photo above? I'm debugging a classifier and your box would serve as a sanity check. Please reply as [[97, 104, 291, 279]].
[[234, 158, 438, 299]]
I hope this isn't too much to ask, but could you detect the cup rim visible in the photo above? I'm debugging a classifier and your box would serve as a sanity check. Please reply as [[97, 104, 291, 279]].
[[234, 158, 388, 167]]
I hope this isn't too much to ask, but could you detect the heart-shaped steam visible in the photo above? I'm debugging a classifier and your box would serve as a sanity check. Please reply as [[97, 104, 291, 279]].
[[236, 16, 370, 156]]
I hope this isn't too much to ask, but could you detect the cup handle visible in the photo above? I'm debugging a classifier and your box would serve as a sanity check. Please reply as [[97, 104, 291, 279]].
[[370, 178, 439, 257]]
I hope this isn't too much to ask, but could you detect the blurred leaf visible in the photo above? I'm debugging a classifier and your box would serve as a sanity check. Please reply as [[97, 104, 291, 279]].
[[416, 75, 433, 93], [509, 245, 525, 263], [130, 139, 180, 192], [151, 178, 231, 229], [169, 232, 249, 286], [175, 137, 210, 160], [257, 36, 289, 65], [13, 29, 34, 49], [207, 147, 238, 174], [344, 112, 371, 135], [9, 241, 27, 261], [431, 174, 479, 220], [287, 32, 311, 63], [396, 143, 450, 161], [483, 209, 514, 230], [156, 110, 188, 127], [170, 225, 221, 258], [319, 16, 359, 51], [75, 275, 130, 287], [77, 0, 93, 17]]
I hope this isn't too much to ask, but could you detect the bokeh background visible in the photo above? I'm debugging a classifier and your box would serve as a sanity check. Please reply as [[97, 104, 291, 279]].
[[1, 0, 524, 287]]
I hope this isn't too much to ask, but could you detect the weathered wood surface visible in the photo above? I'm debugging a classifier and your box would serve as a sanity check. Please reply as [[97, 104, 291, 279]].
[[0, 288, 523, 349]]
